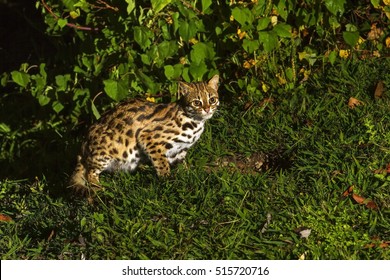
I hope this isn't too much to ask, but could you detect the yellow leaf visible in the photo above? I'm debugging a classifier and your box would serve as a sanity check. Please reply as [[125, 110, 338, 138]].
[[179, 57, 187, 65], [189, 38, 198, 45], [373, 50, 381, 57], [271, 16, 278, 26], [237, 29, 246, 40], [386, 37, 390, 48], [70, 9, 80, 19], [384, 0, 390, 5], [261, 82, 270, 93], [298, 51, 307, 61], [243, 59, 255, 69], [276, 73, 287, 85], [298, 252, 307, 260], [339, 49, 350, 59], [243, 61, 251, 69], [166, 16, 173, 25], [146, 97, 156, 103], [355, 36, 365, 49]]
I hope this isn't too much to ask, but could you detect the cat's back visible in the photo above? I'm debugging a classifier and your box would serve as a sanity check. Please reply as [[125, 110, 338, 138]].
[[89, 98, 178, 134]]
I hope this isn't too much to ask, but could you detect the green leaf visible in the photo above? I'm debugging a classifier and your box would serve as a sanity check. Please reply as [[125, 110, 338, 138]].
[[133, 26, 154, 50], [242, 39, 260, 53], [55, 74, 71, 91], [91, 101, 101, 119], [151, 0, 173, 14], [232, 7, 254, 26], [201, 0, 212, 13], [257, 17, 271, 31], [52, 101, 64, 113], [345, 23, 358, 32], [273, 23, 292, 38], [164, 64, 183, 80], [80, 217, 87, 229], [125, 0, 136, 14], [182, 67, 191, 82], [103, 79, 128, 101], [370, 0, 380, 8], [39, 63, 47, 80], [190, 42, 215, 64], [178, 20, 197, 41], [38, 94, 51, 106], [189, 62, 208, 80], [157, 41, 178, 61], [164, 65, 175, 80], [0, 123, 11, 133], [324, 0, 346, 16], [11, 71, 30, 88], [328, 50, 337, 65], [135, 71, 159, 94], [275, 0, 288, 20], [73, 88, 89, 101], [343, 31, 359, 48], [258, 31, 278, 52], [57, 18, 68, 28], [1, 73, 8, 87], [141, 53, 152, 65]]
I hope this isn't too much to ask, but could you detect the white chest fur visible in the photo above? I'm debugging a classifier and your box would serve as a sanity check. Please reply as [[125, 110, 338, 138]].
[[166, 121, 205, 163]]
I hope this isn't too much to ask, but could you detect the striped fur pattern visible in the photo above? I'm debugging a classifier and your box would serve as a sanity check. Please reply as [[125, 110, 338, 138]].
[[70, 75, 219, 194]]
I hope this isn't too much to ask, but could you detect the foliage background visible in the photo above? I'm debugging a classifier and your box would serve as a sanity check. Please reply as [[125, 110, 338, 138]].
[[1, 0, 390, 259]]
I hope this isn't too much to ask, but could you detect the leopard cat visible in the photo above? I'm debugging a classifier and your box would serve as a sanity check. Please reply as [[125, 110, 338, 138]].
[[69, 75, 220, 195]]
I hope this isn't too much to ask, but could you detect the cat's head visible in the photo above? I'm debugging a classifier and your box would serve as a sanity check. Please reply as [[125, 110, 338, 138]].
[[178, 75, 220, 120]]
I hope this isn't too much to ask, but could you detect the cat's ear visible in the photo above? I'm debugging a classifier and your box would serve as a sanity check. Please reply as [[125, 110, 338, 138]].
[[178, 81, 193, 96], [208, 75, 219, 91]]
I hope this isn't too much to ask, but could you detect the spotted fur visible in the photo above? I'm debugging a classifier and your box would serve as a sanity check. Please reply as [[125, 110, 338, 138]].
[[70, 75, 219, 194]]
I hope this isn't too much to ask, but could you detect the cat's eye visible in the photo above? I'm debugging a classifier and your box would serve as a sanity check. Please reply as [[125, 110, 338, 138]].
[[193, 100, 202, 107], [209, 97, 217, 104]]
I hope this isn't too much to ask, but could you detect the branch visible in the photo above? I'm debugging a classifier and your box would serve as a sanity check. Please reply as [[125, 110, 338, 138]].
[[180, 0, 203, 15], [41, 0, 99, 31]]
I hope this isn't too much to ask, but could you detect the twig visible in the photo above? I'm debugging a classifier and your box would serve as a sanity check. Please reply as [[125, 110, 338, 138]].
[[91, 0, 119, 12], [41, 0, 99, 31], [180, 0, 203, 15]]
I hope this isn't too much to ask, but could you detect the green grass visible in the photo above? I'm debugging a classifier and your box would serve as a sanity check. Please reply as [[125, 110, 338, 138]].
[[1, 59, 390, 259]]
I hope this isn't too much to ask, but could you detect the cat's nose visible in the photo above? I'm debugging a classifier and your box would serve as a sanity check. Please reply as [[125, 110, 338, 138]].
[[204, 107, 210, 113]]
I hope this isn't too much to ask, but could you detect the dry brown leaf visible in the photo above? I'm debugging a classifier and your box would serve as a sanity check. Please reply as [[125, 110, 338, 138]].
[[259, 97, 275, 107], [343, 186, 378, 210], [352, 193, 366, 204], [47, 229, 55, 242], [348, 97, 364, 109], [374, 80, 385, 99], [342, 185, 354, 197], [373, 163, 390, 174], [0, 213, 13, 222], [367, 23, 384, 41], [366, 200, 378, 210], [365, 239, 390, 249], [351, 193, 378, 210]]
